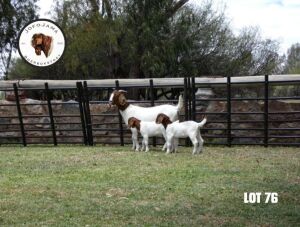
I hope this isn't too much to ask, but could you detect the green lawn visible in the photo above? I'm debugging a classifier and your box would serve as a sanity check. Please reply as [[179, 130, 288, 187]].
[[0, 145, 299, 226]]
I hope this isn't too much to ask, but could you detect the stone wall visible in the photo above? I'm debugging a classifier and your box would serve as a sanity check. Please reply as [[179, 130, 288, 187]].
[[0, 98, 299, 145], [203, 100, 300, 144]]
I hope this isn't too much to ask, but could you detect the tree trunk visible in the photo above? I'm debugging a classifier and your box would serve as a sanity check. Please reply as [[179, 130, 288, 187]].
[[4, 42, 13, 80], [166, 0, 189, 18]]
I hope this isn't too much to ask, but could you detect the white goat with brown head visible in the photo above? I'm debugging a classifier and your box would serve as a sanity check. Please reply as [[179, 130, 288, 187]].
[[109, 90, 183, 151], [127, 117, 167, 152], [156, 113, 207, 155]]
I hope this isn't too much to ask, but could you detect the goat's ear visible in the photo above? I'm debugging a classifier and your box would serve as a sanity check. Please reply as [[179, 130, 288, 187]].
[[155, 114, 161, 123], [156, 113, 164, 123], [128, 118, 134, 127], [162, 116, 167, 124], [133, 119, 138, 128], [162, 115, 170, 124], [31, 34, 36, 46]]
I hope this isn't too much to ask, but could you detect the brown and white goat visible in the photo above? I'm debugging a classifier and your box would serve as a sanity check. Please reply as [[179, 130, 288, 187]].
[[156, 113, 207, 154], [109, 90, 183, 151], [128, 117, 167, 152]]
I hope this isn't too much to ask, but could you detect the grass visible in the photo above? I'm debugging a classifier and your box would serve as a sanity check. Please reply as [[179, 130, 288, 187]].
[[0, 145, 299, 226]]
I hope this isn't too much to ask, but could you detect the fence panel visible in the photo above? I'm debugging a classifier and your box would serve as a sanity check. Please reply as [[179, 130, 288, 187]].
[[0, 76, 299, 147]]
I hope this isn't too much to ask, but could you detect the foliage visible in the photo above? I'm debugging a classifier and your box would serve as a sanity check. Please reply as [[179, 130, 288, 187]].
[[6, 0, 284, 83], [272, 85, 300, 97], [274, 43, 300, 96], [0, 0, 38, 79], [285, 43, 300, 74]]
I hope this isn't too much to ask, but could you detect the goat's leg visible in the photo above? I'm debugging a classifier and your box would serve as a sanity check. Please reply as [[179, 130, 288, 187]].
[[166, 137, 173, 154], [190, 136, 199, 155], [130, 128, 136, 150], [135, 136, 140, 151], [173, 138, 179, 153], [196, 132, 204, 154], [131, 133, 136, 150], [131, 128, 140, 151], [162, 131, 167, 151], [144, 136, 149, 152], [141, 138, 145, 151], [162, 142, 167, 151]]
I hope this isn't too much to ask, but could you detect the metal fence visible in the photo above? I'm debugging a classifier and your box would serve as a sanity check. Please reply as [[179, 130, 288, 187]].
[[0, 75, 300, 147]]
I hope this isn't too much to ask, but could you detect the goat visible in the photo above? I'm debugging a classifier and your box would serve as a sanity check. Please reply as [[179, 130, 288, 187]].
[[128, 117, 167, 152], [109, 90, 183, 151], [156, 113, 207, 155], [31, 33, 53, 58]]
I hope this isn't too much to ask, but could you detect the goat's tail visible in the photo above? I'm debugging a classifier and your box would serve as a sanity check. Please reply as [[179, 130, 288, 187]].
[[177, 95, 184, 111], [198, 117, 207, 128]]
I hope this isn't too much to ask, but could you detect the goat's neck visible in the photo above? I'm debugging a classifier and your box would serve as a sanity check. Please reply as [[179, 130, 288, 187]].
[[117, 102, 130, 111], [119, 105, 131, 120], [163, 121, 172, 129]]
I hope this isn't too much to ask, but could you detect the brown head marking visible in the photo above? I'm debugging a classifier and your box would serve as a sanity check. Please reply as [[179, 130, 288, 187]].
[[32, 33, 43, 55], [31, 33, 52, 57], [128, 117, 141, 131], [156, 113, 172, 129], [110, 90, 129, 111]]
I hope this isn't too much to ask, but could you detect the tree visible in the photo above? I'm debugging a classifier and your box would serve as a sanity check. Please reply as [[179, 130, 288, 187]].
[[285, 43, 300, 74], [8, 0, 283, 84], [0, 0, 38, 79], [122, 0, 189, 80]]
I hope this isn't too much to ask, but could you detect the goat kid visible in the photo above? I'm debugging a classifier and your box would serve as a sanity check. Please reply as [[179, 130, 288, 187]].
[[109, 90, 183, 151], [156, 113, 207, 155], [128, 117, 167, 152]]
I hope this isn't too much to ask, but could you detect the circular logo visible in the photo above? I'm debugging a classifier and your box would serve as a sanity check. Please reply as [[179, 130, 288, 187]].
[[18, 19, 66, 67]]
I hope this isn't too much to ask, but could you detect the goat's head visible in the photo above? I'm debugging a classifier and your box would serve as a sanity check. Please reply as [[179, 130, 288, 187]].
[[31, 33, 52, 57], [108, 90, 129, 110], [128, 117, 141, 131], [156, 113, 172, 129], [31, 33, 44, 56]]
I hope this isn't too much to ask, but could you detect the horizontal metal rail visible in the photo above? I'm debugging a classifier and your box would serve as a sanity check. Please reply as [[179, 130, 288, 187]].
[[1, 75, 300, 147]]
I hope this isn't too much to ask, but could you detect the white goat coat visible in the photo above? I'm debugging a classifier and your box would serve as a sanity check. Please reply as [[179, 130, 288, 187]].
[[166, 120, 206, 138], [138, 121, 167, 152], [166, 118, 207, 154], [120, 104, 180, 126], [139, 121, 166, 138]]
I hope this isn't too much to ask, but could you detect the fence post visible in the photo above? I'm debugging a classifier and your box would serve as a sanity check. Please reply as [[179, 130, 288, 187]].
[[184, 77, 189, 146], [115, 80, 124, 146], [227, 76, 232, 147], [83, 81, 93, 146], [184, 77, 188, 121], [191, 76, 196, 121], [45, 83, 57, 146], [76, 82, 88, 145], [149, 79, 156, 147], [13, 83, 26, 146], [264, 75, 269, 147], [187, 76, 192, 120]]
